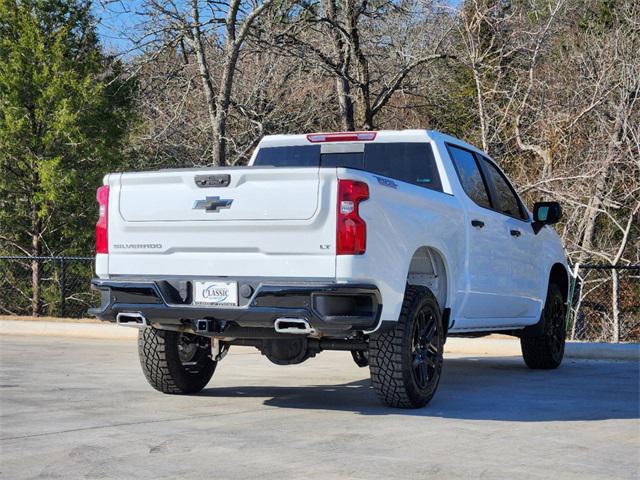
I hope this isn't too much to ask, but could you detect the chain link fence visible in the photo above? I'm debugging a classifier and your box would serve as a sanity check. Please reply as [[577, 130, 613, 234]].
[[0, 256, 96, 318], [569, 265, 640, 343], [0, 256, 638, 342]]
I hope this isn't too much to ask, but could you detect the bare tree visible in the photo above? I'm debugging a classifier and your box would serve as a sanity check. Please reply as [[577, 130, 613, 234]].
[[456, 0, 564, 155], [270, 0, 453, 130], [110, 0, 274, 166]]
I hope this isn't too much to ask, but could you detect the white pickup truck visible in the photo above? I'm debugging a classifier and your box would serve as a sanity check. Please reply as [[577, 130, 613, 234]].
[[90, 130, 569, 408]]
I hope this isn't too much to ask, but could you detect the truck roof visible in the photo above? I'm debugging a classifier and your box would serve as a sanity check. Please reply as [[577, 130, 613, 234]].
[[257, 129, 483, 155]]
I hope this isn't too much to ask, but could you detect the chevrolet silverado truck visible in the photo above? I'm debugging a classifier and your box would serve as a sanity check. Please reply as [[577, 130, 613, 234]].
[[90, 130, 569, 408]]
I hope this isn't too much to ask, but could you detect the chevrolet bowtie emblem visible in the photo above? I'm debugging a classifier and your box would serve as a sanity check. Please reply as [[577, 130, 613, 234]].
[[193, 196, 233, 212]]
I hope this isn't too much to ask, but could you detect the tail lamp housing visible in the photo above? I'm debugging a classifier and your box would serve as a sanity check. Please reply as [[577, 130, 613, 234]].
[[336, 179, 369, 255], [96, 185, 109, 254]]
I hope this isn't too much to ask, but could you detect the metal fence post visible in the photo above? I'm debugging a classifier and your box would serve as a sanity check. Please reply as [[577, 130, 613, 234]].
[[612, 268, 620, 343], [60, 258, 66, 318], [566, 263, 579, 336]]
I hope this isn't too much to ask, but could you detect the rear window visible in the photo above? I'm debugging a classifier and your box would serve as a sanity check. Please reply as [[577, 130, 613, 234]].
[[253, 145, 320, 167], [253, 143, 442, 192]]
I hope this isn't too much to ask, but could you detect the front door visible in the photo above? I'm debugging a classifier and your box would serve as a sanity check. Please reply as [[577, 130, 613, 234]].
[[478, 156, 545, 321]]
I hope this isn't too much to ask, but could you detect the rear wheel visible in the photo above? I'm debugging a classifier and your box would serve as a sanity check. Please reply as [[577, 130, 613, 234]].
[[368, 286, 444, 408], [138, 328, 216, 394], [521, 283, 566, 369]]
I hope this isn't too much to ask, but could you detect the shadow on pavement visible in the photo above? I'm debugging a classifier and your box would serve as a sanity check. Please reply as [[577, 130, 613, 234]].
[[199, 356, 640, 421]]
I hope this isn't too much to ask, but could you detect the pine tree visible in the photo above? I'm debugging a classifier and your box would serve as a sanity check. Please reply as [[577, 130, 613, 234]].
[[0, 0, 134, 315]]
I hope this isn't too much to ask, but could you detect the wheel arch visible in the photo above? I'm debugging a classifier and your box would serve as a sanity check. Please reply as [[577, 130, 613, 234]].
[[549, 263, 569, 303], [405, 246, 449, 312]]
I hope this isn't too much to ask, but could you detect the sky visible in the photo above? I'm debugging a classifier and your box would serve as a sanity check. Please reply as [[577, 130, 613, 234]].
[[92, 0, 463, 57], [93, 1, 142, 55]]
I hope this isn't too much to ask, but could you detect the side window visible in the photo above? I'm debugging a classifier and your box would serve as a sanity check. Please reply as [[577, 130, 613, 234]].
[[480, 157, 527, 220], [447, 145, 491, 208], [364, 143, 442, 191]]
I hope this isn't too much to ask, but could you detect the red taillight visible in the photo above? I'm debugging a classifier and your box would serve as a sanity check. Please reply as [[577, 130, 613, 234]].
[[336, 180, 369, 255], [307, 131, 377, 143], [96, 185, 109, 254]]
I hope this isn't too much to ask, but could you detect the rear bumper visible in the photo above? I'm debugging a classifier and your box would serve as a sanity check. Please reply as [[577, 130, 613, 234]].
[[89, 277, 382, 336]]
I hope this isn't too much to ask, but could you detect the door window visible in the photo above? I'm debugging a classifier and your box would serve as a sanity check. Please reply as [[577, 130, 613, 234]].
[[447, 145, 491, 208], [480, 157, 527, 220]]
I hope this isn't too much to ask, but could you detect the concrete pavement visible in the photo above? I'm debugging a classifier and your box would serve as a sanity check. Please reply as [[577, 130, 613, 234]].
[[1, 319, 638, 360], [0, 335, 638, 479]]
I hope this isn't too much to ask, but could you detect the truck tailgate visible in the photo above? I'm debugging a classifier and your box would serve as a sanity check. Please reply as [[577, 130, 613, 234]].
[[119, 168, 319, 222], [106, 167, 337, 279]]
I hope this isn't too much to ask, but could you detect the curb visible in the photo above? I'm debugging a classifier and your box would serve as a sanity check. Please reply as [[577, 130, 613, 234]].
[[563, 341, 640, 361], [0, 320, 137, 340], [0, 320, 638, 361], [444, 337, 640, 361]]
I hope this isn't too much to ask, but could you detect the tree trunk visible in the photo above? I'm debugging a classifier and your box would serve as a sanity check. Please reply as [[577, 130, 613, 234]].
[[325, 0, 355, 131], [611, 269, 620, 343], [346, 0, 373, 130], [193, 46, 218, 144], [355, 82, 374, 130], [472, 64, 488, 153], [30, 202, 41, 317], [577, 172, 608, 264], [190, 0, 218, 164], [576, 99, 626, 264], [211, 0, 273, 166], [211, 110, 227, 167], [336, 77, 355, 131], [212, 43, 241, 167]]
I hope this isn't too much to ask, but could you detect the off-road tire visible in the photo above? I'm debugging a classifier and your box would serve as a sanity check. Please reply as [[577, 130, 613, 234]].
[[368, 286, 444, 408], [521, 282, 566, 369], [138, 328, 216, 394]]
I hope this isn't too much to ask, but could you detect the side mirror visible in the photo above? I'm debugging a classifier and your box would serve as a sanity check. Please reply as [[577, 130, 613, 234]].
[[532, 201, 562, 234]]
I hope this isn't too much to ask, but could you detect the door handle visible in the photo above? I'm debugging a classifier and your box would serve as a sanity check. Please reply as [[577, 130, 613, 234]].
[[471, 220, 485, 228], [510, 229, 522, 237]]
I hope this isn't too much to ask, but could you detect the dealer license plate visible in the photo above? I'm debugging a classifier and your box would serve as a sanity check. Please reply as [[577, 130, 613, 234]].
[[193, 281, 238, 306]]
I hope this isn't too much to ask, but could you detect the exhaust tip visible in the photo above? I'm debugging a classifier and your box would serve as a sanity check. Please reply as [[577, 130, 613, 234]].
[[116, 312, 148, 328], [274, 318, 313, 335]]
